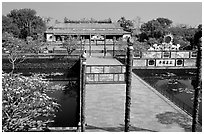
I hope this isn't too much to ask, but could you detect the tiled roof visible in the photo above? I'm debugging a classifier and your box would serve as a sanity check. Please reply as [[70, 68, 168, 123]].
[[51, 23, 121, 29], [45, 23, 130, 35]]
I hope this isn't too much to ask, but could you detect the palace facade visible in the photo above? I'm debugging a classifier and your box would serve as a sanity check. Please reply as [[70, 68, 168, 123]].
[[44, 23, 131, 44]]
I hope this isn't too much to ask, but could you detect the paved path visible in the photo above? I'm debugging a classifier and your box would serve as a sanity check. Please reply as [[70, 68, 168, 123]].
[[85, 57, 193, 132]]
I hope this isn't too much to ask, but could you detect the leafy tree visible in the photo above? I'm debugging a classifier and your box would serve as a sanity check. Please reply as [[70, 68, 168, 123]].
[[140, 18, 172, 39], [2, 15, 20, 37], [117, 38, 124, 50], [2, 32, 43, 74], [193, 24, 202, 49], [2, 73, 60, 132], [169, 25, 196, 50], [156, 17, 173, 28], [62, 35, 80, 54], [133, 40, 149, 52], [117, 17, 134, 32], [2, 32, 27, 74], [6, 8, 46, 39]]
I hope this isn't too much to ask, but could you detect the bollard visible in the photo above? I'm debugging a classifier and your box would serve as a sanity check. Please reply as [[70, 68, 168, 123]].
[[125, 37, 133, 132], [81, 51, 87, 132]]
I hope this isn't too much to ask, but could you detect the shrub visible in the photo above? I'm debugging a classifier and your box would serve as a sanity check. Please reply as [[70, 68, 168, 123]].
[[2, 73, 60, 132]]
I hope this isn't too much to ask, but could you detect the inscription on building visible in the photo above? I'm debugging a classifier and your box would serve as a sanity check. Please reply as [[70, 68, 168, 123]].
[[156, 59, 175, 66]]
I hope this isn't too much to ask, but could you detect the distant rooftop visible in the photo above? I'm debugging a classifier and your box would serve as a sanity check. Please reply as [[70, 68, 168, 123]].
[[45, 23, 130, 35]]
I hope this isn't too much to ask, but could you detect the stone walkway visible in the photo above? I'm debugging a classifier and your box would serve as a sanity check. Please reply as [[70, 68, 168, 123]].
[[85, 56, 193, 132]]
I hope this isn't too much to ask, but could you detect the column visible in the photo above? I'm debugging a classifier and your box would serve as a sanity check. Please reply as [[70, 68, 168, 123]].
[[89, 34, 91, 56], [61, 35, 65, 42], [81, 52, 87, 132], [113, 36, 116, 57], [52, 34, 56, 42], [192, 37, 202, 132], [104, 34, 106, 57], [125, 37, 133, 132]]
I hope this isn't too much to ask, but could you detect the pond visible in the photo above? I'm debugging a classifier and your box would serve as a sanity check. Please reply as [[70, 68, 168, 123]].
[[46, 80, 79, 127], [133, 69, 202, 124]]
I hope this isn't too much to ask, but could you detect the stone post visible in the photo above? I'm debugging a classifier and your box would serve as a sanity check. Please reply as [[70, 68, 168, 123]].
[[125, 37, 133, 132], [81, 51, 87, 132]]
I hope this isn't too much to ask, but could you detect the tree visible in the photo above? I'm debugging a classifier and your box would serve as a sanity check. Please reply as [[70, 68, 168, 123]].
[[62, 35, 80, 54], [118, 17, 134, 32], [2, 15, 20, 37], [2, 32, 43, 74], [140, 18, 172, 39], [2, 32, 27, 74], [2, 73, 60, 132], [6, 8, 46, 39], [193, 24, 202, 49], [169, 25, 196, 50], [156, 17, 173, 28]]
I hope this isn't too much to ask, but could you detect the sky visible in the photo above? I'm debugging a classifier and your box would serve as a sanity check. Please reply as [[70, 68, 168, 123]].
[[2, 2, 202, 27]]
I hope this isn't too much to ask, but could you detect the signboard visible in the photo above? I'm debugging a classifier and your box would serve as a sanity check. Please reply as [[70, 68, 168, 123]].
[[86, 65, 126, 84], [156, 59, 175, 66]]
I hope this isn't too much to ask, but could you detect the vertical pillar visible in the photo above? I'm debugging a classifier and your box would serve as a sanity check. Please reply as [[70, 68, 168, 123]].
[[125, 37, 133, 132], [61, 36, 65, 42], [52, 34, 56, 42], [113, 36, 116, 57], [192, 37, 202, 132], [80, 36, 83, 52], [77, 55, 83, 132], [83, 37, 85, 51], [81, 52, 87, 132], [104, 35, 106, 57], [89, 34, 91, 57]]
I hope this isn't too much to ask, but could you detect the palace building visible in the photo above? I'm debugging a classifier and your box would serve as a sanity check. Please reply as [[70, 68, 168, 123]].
[[44, 23, 131, 44]]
